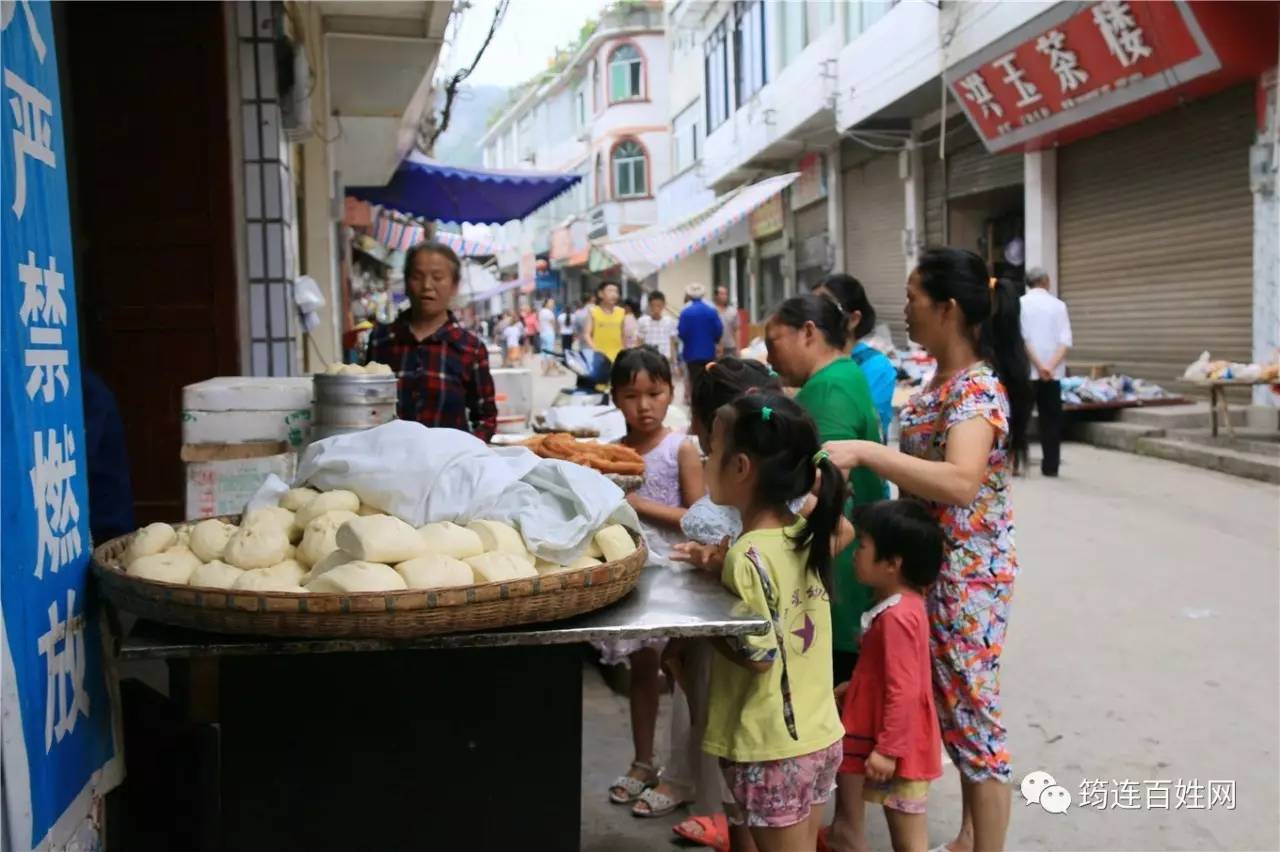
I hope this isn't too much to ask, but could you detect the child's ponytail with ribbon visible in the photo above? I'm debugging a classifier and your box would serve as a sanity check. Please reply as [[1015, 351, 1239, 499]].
[[718, 392, 848, 592]]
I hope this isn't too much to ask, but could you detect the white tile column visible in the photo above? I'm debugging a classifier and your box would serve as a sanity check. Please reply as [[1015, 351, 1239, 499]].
[[1024, 149, 1058, 294]]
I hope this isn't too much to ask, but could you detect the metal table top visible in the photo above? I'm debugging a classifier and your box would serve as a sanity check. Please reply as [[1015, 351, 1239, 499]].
[[114, 565, 769, 660]]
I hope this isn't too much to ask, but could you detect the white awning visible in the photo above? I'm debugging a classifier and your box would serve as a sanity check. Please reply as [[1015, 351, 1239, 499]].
[[597, 173, 800, 279]]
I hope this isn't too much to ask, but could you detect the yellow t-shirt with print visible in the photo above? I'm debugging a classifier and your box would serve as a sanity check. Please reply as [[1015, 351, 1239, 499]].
[[703, 519, 844, 763]]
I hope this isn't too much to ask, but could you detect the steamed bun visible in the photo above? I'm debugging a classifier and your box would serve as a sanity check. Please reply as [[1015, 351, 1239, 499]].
[[295, 490, 360, 527], [189, 519, 237, 563], [466, 520, 530, 561], [594, 525, 636, 563], [244, 506, 301, 543], [224, 524, 292, 570], [188, 560, 245, 589], [125, 523, 177, 565], [279, 487, 321, 512], [465, 552, 538, 583], [336, 515, 427, 564], [232, 569, 309, 593], [395, 554, 474, 589], [128, 549, 201, 584], [417, 522, 484, 560], [304, 561, 407, 593], [296, 510, 359, 566]]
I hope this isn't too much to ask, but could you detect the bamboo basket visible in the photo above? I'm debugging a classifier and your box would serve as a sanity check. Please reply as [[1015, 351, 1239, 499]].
[[92, 517, 646, 638]]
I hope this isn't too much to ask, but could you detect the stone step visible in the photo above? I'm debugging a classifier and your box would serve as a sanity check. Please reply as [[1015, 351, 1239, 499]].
[[1134, 436, 1280, 485], [1117, 402, 1246, 430], [1066, 420, 1164, 453], [1165, 429, 1280, 458]]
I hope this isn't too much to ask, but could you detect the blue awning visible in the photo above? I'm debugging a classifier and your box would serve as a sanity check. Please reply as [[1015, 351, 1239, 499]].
[[347, 152, 583, 225]]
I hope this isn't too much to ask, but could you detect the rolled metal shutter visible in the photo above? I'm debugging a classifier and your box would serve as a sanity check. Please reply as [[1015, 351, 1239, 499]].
[[843, 153, 908, 345], [1058, 84, 1254, 394], [923, 122, 1023, 245]]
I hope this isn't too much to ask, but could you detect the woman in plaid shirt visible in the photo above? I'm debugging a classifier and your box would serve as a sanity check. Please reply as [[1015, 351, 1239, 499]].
[[365, 242, 497, 442]]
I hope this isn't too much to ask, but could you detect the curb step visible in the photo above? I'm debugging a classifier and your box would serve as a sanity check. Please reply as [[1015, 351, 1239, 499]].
[[1133, 436, 1280, 485]]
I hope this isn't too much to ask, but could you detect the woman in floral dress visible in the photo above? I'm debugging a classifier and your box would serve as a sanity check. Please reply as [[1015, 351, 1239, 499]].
[[824, 248, 1031, 852]]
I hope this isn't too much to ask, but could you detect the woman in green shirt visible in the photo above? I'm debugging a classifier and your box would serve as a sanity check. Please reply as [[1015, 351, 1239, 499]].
[[764, 293, 886, 682]]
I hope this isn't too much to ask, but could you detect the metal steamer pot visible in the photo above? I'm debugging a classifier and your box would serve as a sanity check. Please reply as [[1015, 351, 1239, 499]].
[[312, 373, 398, 439]]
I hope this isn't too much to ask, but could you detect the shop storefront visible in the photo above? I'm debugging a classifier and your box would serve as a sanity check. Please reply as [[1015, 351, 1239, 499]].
[[749, 191, 787, 321], [1058, 84, 1255, 383], [793, 152, 832, 293], [948, 0, 1278, 390], [841, 144, 909, 344], [923, 122, 1025, 281]]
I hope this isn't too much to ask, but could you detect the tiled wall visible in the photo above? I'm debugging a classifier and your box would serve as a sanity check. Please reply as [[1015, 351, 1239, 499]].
[[236, 1, 298, 376]]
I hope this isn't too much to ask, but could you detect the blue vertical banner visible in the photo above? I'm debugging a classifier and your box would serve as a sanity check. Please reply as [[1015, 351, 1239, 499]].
[[2, 1, 122, 848]]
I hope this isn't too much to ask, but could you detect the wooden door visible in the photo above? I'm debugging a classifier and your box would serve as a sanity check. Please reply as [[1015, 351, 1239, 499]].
[[67, 2, 240, 523]]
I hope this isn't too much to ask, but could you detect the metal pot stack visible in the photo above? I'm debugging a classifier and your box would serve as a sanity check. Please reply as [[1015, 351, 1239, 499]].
[[312, 373, 398, 440]]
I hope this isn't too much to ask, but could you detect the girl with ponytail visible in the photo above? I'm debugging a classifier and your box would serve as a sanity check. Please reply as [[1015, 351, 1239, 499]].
[[701, 391, 847, 851], [823, 247, 1027, 852]]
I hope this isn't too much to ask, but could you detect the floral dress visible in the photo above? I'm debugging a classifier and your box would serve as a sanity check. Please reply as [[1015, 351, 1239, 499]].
[[898, 362, 1016, 784]]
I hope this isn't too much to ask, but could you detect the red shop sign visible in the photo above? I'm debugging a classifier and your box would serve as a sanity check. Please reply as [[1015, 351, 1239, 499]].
[[949, 1, 1273, 153]]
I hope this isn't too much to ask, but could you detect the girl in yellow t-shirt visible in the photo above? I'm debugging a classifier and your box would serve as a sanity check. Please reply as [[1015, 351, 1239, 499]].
[[701, 391, 847, 851], [586, 282, 626, 367]]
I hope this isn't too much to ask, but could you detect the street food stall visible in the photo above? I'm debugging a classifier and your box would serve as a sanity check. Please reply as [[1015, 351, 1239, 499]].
[[93, 419, 768, 850]]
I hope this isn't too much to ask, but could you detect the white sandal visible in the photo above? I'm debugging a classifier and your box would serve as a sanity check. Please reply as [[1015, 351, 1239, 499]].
[[608, 761, 658, 804], [632, 785, 687, 818]]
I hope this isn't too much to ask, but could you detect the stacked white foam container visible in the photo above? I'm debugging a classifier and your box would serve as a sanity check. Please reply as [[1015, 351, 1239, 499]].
[[181, 377, 314, 520]]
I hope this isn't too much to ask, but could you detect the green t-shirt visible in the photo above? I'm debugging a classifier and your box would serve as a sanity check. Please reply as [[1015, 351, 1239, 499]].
[[795, 357, 887, 653], [703, 519, 845, 762]]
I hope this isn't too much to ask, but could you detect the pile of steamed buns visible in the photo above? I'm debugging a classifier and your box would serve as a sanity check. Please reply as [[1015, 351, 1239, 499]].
[[122, 487, 637, 594]]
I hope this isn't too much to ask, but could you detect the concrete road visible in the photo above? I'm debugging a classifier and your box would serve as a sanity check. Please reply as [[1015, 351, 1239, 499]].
[[570, 433, 1280, 851]]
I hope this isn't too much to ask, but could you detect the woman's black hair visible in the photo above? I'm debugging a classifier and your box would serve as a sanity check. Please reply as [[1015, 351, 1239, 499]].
[[850, 500, 944, 592], [403, 240, 461, 283], [610, 345, 673, 391], [815, 273, 877, 340], [770, 293, 848, 351], [716, 391, 846, 591], [914, 247, 1032, 458], [690, 357, 780, 435]]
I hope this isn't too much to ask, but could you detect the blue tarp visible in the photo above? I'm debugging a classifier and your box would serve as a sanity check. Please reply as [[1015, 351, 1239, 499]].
[[348, 152, 583, 225]]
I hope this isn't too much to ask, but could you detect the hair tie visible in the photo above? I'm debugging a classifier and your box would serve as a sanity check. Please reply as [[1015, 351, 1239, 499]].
[[812, 450, 830, 467], [761, 406, 773, 422], [767, 368, 778, 378]]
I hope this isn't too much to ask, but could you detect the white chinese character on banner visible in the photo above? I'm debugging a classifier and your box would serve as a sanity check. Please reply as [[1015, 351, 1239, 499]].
[[18, 250, 69, 402], [1, 0, 49, 62], [1093, 1, 1153, 68], [959, 72, 1003, 119], [1145, 779, 1171, 809], [992, 52, 1042, 109], [38, 589, 91, 752], [1174, 778, 1206, 809], [30, 425, 82, 579], [5, 68, 56, 219], [1036, 29, 1090, 92], [1206, 780, 1236, 810]]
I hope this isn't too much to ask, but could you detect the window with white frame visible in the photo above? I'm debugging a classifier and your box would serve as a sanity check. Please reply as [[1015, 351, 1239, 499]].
[[594, 153, 605, 203], [612, 139, 647, 198], [704, 16, 730, 131], [781, 1, 807, 66], [847, 0, 895, 42], [733, 0, 767, 107], [672, 101, 701, 175], [575, 84, 587, 129], [608, 44, 644, 102]]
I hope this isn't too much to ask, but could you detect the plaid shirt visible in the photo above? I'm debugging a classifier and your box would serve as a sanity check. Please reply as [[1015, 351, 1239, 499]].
[[365, 311, 497, 442], [637, 314, 678, 359]]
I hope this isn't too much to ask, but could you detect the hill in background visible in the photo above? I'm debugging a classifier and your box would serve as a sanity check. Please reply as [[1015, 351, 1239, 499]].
[[432, 84, 509, 168]]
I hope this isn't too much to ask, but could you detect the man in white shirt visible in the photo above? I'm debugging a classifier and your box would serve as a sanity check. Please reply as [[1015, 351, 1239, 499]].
[[637, 290, 678, 364], [1020, 267, 1073, 477]]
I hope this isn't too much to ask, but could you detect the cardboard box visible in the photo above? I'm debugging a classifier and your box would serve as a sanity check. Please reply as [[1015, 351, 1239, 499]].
[[184, 444, 295, 521]]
